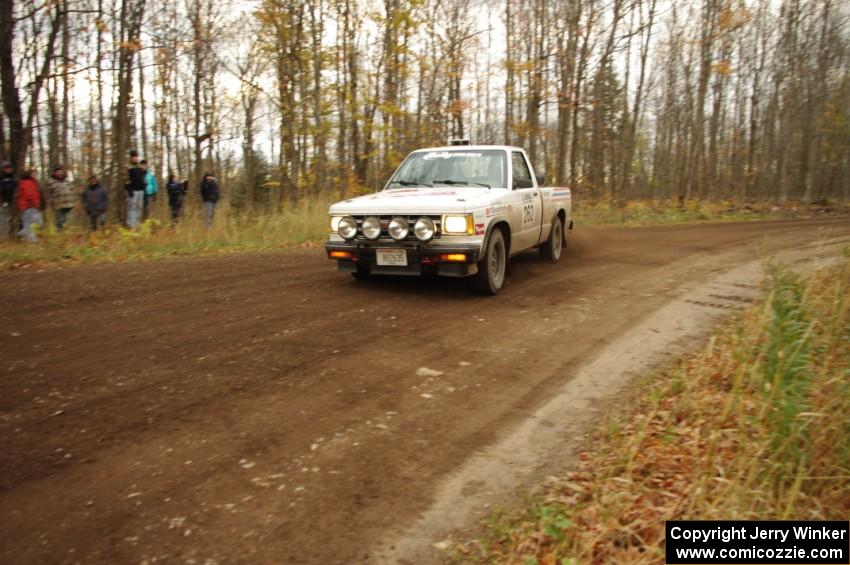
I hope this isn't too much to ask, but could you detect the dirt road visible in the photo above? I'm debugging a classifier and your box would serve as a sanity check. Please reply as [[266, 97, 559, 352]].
[[1, 218, 848, 564]]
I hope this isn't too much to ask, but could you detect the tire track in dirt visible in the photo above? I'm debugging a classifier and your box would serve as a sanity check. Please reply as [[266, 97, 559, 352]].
[[0, 218, 848, 564]]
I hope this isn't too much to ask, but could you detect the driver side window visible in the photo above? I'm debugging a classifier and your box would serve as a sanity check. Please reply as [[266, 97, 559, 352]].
[[511, 152, 533, 189]]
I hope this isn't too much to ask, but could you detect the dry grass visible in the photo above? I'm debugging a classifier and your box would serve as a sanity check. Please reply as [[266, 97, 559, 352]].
[[578, 198, 850, 226], [465, 255, 850, 564], [0, 197, 847, 270], [0, 200, 330, 269]]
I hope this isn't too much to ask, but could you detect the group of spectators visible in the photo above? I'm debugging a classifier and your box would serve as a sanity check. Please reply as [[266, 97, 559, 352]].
[[0, 150, 222, 242]]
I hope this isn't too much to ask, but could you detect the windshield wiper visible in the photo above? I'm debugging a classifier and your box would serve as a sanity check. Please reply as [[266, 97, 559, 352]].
[[433, 179, 491, 188], [389, 179, 433, 187]]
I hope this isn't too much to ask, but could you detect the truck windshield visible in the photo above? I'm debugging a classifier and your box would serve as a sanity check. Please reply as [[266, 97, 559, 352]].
[[386, 149, 507, 189]]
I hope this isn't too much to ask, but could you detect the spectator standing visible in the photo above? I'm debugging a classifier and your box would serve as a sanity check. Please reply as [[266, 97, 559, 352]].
[[166, 173, 187, 224], [46, 165, 76, 230], [0, 161, 16, 240], [141, 160, 158, 218], [200, 172, 220, 228], [81, 175, 109, 231], [16, 167, 43, 242], [125, 150, 146, 227]]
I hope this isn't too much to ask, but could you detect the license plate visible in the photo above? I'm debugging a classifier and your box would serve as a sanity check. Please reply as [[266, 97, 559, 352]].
[[376, 248, 407, 267]]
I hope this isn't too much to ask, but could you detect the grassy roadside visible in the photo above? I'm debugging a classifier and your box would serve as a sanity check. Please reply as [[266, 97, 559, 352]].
[[0, 201, 329, 269], [0, 198, 847, 270], [577, 198, 850, 226], [463, 254, 850, 564]]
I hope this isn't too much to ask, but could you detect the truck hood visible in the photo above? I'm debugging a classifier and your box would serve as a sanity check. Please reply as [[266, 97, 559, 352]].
[[329, 186, 500, 215]]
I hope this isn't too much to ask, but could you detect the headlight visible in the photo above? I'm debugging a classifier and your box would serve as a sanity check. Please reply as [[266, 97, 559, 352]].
[[442, 214, 473, 235], [414, 217, 436, 241], [362, 216, 381, 240], [337, 216, 358, 239], [330, 216, 342, 232], [388, 217, 409, 240]]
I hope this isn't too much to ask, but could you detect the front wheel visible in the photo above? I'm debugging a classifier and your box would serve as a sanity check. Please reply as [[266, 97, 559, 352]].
[[540, 216, 564, 263], [472, 228, 507, 295]]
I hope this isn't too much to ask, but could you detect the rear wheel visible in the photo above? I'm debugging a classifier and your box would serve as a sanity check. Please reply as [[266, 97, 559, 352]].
[[540, 216, 564, 263], [472, 228, 507, 295]]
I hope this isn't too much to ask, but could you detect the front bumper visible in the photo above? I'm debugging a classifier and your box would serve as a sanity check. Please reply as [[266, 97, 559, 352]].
[[325, 240, 482, 277]]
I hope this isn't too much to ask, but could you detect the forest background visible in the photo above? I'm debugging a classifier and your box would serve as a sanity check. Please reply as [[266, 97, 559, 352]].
[[1, 0, 849, 223]]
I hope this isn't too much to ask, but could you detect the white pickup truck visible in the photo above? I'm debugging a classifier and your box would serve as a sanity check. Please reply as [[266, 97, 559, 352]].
[[325, 142, 573, 294]]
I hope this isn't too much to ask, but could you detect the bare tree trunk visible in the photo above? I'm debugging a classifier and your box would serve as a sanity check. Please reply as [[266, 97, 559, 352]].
[[110, 0, 146, 220], [139, 53, 148, 160], [0, 1, 62, 171], [60, 0, 70, 167], [504, 0, 513, 144]]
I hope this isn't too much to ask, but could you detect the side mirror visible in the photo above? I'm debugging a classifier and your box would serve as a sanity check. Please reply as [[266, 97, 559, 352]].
[[536, 174, 546, 186]]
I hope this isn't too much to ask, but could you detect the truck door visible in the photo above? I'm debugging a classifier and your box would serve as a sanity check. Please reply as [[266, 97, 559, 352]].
[[509, 151, 543, 252]]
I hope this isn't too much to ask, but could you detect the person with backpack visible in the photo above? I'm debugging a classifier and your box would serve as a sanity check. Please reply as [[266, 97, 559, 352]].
[[80, 175, 109, 231]]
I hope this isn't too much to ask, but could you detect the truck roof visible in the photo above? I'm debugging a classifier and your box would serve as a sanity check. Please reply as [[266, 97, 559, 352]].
[[410, 144, 525, 153]]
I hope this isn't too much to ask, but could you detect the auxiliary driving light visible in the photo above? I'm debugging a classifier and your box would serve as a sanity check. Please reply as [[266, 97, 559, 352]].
[[414, 217, 436, 241], [337, 216, 358, 239], [361, 216, 381, 240], [388, 217, 409, 240]]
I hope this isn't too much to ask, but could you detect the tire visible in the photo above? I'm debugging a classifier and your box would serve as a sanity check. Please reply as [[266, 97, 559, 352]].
[[472, 228, 507, 295], [540, 216, 564, 264]]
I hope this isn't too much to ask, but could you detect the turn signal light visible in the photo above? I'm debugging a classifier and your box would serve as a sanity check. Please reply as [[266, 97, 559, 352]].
[[440, 253, 468, 262], [329, 250, 354, 259]]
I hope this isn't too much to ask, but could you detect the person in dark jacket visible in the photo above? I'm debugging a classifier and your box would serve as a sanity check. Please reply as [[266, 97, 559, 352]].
[[125, 150, 146, 227], [166, 173, 187, 224], [200, 172, 220, 228], [16, 167, 43, 242], [0, 161, 16, 240], [81, 175, 109, 231]]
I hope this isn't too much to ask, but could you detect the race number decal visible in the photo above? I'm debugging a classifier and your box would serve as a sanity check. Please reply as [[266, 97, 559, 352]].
[[522, 202, 534, 225]]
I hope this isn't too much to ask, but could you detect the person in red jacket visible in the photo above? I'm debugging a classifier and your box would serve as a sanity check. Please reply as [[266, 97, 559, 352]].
[[16, 167, 44, 242]]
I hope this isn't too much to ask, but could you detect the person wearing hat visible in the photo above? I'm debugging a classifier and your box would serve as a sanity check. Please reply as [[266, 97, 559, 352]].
[[80, 175, 109, 231], [46, 164, 77, 230], [125, 150, 146, 227], [0, 161, 15, 240], [16, 166, 43, 242], [200, 172, 220, 228]]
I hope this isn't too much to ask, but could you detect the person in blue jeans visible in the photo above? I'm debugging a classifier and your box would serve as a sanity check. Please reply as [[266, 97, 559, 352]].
[[125, 151, 146, 227], [16, 167, 43, 242], [141, 160, 158, 219], [0, 161, 16, 240], [81, 175, 108, 231], [200, 172, 220, 228], [166, 173, 187, 224], [46, 165, 76, 230]]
